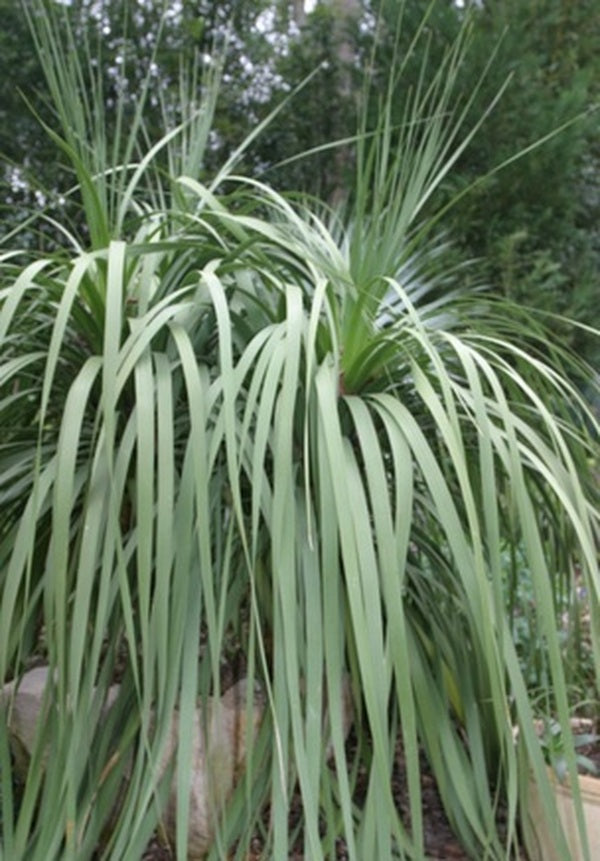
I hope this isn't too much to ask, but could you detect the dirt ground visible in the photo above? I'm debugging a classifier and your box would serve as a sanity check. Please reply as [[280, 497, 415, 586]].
[[141, 733, 511, 860]]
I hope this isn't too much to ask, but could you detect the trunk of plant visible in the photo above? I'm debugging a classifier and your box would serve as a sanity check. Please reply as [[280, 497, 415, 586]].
[[291, 0, 306, 28], [327, 0, 360, 207]]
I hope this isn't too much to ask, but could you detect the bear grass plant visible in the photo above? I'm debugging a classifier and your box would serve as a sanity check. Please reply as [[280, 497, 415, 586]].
[[1, 2, 599, 859]]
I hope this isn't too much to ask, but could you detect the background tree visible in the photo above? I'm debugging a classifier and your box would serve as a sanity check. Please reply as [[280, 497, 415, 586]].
[[257, 0, 600, 366], [2, 0, 599, 360], [444, 0, 600, 363]]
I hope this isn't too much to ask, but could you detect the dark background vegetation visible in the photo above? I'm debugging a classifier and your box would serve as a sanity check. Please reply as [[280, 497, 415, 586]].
[[1, 0, 599, 362]]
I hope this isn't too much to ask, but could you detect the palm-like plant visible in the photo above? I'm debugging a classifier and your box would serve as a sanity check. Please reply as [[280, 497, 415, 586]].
[[1, 4, 599, 860]]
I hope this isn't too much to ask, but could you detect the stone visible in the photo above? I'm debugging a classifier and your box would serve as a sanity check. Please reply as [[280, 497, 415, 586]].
[[1, 665, 51, 766], [1, 668, 265, 858], [1, 668, 352, 858], [158, 679, 265, 859]]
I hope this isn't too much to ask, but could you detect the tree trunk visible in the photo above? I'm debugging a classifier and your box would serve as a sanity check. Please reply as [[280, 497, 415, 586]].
[[327, 0, 360, 207], [291, 0, 306, 28]]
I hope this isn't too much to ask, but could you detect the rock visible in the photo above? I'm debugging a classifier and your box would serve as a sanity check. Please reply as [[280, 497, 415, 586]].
[[1, 665, 51, 769], [1, 668, 265, 858], [159, 679, 265, 858], [1, 668, 352, 858], [1, 666, 121, 775]]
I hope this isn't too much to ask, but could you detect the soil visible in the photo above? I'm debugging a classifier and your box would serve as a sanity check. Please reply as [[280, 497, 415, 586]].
[[138, 648, 515, 858], [141, 730, 520, 861], [140, 723, 600, 859]]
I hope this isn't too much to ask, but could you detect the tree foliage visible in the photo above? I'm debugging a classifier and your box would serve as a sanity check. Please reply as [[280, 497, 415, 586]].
[[3, 0, 598, 352], [446, 0, 600, 357]]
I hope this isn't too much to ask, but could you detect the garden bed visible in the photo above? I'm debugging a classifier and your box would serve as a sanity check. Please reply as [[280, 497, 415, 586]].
[[141, 729, 526, 860]]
